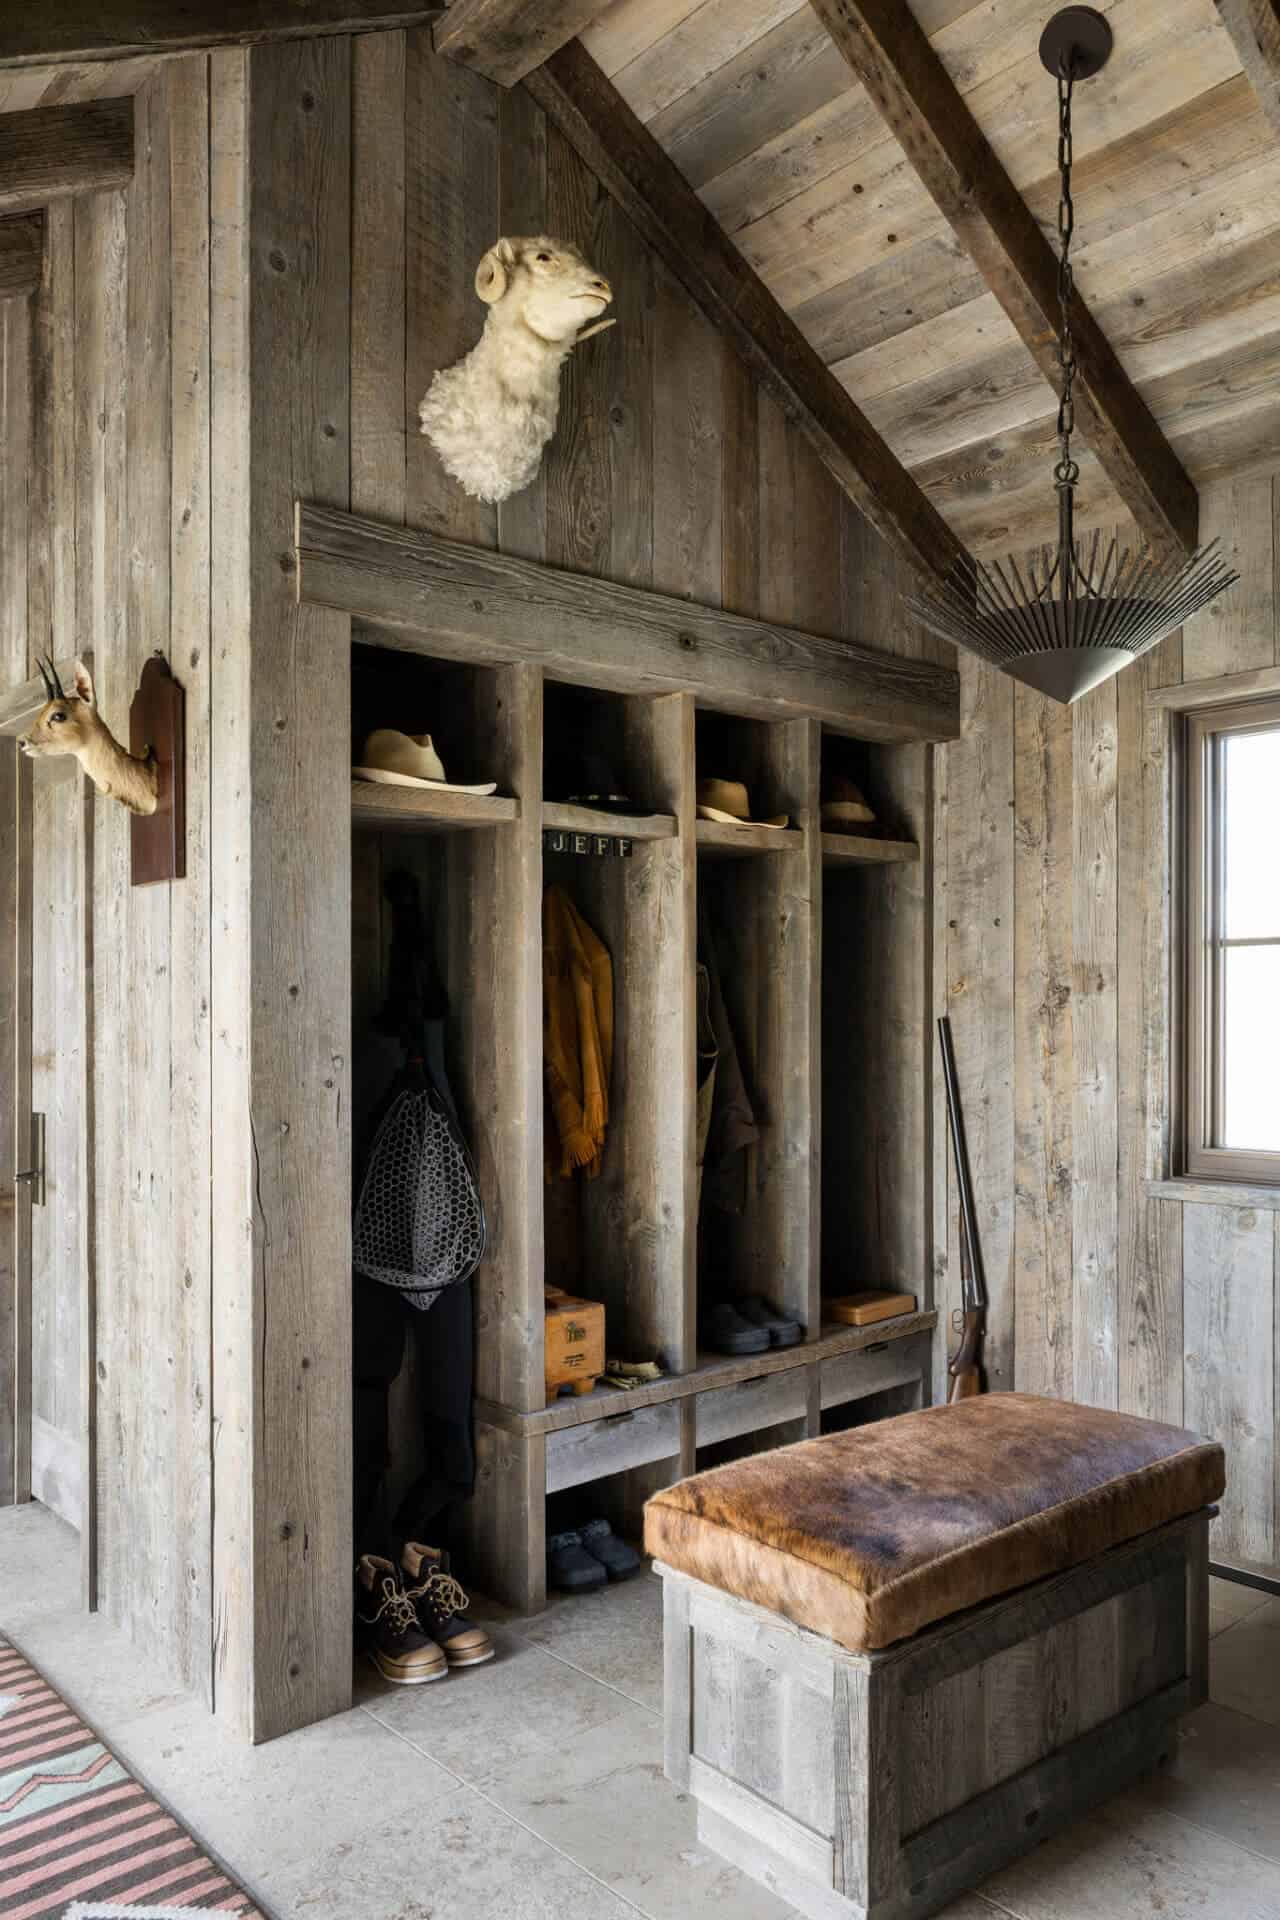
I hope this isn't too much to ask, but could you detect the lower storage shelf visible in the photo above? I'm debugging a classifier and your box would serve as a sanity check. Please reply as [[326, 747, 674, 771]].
[[546, 1402, 682, 1495]]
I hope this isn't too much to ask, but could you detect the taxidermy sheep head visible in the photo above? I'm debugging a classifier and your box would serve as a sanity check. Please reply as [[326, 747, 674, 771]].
[[18, 656, 158, 816], [418, 235, 614, 504]]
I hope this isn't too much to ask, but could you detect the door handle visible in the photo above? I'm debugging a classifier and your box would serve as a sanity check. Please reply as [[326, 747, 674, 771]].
[[14, 1112, 44, 1207]]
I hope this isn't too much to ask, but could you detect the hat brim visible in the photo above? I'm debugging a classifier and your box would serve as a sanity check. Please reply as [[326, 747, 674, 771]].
[[822, 802, 876, 829], [697, 803, 790, 829], [353, 766, 498, 795]]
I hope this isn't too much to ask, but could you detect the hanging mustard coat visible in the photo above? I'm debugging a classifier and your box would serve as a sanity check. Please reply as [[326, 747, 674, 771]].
[[543, 886, 613, 1180]]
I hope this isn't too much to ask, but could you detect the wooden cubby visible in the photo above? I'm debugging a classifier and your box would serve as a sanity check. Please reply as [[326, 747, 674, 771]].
[[349, 637, 937, 1613]]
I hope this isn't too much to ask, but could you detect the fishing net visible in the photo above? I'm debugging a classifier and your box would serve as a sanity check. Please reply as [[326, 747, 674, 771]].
[[353, 1084, 486, 1312]]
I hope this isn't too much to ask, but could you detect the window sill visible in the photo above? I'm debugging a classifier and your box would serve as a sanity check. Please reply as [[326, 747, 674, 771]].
[[1146, 1178, 1280, 1211]]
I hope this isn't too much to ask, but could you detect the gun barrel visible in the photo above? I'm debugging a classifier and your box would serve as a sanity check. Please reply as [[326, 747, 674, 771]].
[[938, 1017, 988, 1311]]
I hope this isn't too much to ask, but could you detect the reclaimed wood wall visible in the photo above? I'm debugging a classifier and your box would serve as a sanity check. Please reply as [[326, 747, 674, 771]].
[[936, 476, 1280, 1573]]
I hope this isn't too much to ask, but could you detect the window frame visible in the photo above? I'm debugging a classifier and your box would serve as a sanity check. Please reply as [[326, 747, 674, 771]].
[[1184, 693, 1280, 1185]]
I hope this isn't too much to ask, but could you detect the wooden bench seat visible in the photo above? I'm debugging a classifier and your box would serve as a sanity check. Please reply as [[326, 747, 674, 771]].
[[649, 1395, 1224, 1920]]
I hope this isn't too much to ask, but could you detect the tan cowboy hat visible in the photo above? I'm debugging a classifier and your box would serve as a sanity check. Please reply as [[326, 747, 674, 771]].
[[696, 778, 788, 830], [821, 775, 876, 834], [353, 729, 498, 795]]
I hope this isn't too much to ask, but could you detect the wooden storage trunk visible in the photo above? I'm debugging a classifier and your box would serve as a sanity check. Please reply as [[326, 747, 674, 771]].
[[659, 1508, 1210, 1920]]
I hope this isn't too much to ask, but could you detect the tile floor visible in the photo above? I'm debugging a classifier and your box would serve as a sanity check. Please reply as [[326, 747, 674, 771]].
[[3, 1501, 1279, 1920]]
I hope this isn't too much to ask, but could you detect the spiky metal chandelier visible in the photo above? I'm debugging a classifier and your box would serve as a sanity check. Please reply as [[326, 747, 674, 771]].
[[905, 7, 1237, 706]]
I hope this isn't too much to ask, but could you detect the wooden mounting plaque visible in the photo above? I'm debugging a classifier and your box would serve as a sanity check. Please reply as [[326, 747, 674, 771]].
[[129, 654, 185, 886]]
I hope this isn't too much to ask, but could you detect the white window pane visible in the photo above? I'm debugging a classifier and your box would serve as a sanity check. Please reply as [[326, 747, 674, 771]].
[[1222, 945, 1280, 1150], [1223, 729, 1280, 940]]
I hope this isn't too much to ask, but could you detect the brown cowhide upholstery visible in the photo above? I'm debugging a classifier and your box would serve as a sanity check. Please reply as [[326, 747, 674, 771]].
[[644, 1394, 1224, 1652]]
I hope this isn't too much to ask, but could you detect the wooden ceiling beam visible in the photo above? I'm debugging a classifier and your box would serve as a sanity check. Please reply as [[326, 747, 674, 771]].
[[0, 99, 133, 215], [0, 5, 442, 67], [1215, 1, 1280, 136], [807, 0, 1201, 557], [433, 0, 605, 86], [522, 40, 967, 591], [0, 216, 42, 299]]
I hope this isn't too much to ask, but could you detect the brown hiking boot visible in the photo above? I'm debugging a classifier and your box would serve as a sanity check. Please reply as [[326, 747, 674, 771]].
[[355, 1555, 448, 1685], [401, 1543, 495, 1668]]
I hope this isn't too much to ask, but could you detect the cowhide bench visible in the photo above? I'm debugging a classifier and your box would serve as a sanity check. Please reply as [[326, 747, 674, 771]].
[[645, 1393, 1224, 1920]]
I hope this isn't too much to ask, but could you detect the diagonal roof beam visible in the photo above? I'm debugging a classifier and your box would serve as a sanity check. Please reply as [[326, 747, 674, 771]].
[[0, 5, 442, 67], [807, 0, 1200, 556], [521, 40, 967, 590], [433, 0, 606, 86], [1214, 1, 1280, 137]]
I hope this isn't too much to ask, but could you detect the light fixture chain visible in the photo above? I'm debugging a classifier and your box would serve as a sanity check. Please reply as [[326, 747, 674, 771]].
[[1055, 58, 1078, 485]]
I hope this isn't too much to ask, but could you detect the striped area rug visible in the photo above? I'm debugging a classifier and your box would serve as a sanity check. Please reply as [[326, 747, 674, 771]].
[[0, 1637, 268, 1918]]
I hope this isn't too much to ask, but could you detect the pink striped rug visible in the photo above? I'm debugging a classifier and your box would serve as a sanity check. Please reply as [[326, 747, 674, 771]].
[[0, 1637, 268, 1919]]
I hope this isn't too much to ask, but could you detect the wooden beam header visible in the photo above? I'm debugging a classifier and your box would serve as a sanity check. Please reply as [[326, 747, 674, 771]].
[[433, 0, 602, 86], [0, 99, 133, 215], [0, 4, 442, 67], [808, 0, 1200, 558], [1214, 0, 1280, 140], [296, 502, 961, 743], [0, 215, 41, 300], [523, 41, 968, 593]]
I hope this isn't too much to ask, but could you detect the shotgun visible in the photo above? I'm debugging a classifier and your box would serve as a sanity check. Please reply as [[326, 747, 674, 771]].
[[938, 1016, 988, 1402]]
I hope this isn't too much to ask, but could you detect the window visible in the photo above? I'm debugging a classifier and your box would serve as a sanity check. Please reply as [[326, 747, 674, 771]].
[[1185, 696, 1280, 1183]]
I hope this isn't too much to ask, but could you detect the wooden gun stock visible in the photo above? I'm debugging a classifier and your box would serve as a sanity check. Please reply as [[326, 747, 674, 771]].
[[947, 1306, 985, 1402]]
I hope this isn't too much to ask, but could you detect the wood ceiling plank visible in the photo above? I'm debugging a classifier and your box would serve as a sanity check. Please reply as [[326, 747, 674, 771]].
[[606, 0, 805, 126], [522, 38, 967, 586], [804, 0, 1200, 553], [0, 5, 442, 66], [0, 56, 158, 113], [0, 216, 41, 299], [580, 0, 706, 80], [1214, 0, 1280, 137], [0, 97, 133, 213], [432, 0, 606, 87]]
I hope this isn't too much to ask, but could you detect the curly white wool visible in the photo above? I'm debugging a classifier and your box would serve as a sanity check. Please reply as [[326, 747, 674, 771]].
[[418, 235, 613, 504]]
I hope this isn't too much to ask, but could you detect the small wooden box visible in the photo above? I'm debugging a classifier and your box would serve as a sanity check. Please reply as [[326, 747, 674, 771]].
[[827, 1290, 916, 1327], [545, 1290, 606, 1405]]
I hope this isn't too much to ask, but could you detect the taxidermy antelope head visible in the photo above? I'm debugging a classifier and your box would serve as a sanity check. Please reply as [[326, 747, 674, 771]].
[[18, 656, 158, 816], [418, 235, 615, 504]]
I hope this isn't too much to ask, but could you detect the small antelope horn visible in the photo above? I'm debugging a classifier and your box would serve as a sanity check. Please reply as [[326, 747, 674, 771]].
[[36, 656, 55, 701], [43, 655, 66, 700]]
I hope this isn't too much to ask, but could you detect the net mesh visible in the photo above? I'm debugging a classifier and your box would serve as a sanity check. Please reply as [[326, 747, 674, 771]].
[[353, 1087, 485, 1311]]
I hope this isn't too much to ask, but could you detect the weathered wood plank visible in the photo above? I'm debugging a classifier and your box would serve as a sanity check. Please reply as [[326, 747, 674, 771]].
[[721, 347, 759, 618], [0, 215, 40, 299], [1181, 474, 1276, 680], [545, 124, 613, 579], [351, 30, 406, 526], [0, 298, 29, 687], [0, 6, 443, 66], [1184, 1203, 1275, 1566], [1214, 0, 1280, 140], [651, 265, 722, 604], [522, 41, 968, 590], [434, 0, 603, 87], [295, 503, 962, 743], [0, 744, 16, 1503], [0, 99, 134, 213], [495, 82, 547, 563], [806, 0, 1198, 557]]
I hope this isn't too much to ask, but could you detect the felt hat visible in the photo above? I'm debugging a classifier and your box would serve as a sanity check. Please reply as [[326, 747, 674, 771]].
[[696, 778, 789, 830], [821, 775, 876, 834], [563, 752, 635, 816], [353, 729, 497, 795]]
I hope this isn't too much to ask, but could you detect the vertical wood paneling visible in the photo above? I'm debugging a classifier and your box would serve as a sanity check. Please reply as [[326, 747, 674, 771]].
[[27, 199, 76, 680], [756, 391, 794, 627], [495, 84, 547, 564], [546, 129, 612, 580], [351, 30, 406, 527], [1012, 684, 1073, 1400], [720, 349, 758, 617], [166, 52, 213, 1701], [1184, 1203, 1275, 1565], [245, 32, 353, 1743], [404, 30, 497, 547], [0, 744, 16, 1505], [1182, 476, 1276, 681], [0, 299, 29, 686], [1071, 676, 1119, 1410], [651, 262, 722, 605]]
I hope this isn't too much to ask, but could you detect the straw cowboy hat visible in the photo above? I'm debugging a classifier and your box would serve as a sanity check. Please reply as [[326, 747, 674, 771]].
[[353, 729, 498, 795], [821, 774, 877, 834], [696, 778, 788, 830]]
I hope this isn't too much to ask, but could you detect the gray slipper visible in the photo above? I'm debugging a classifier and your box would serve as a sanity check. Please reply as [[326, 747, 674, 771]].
[[738, 1295, 803, 1348], [702, 1302, 770, 1356], [547, 1528, 607, 1592]]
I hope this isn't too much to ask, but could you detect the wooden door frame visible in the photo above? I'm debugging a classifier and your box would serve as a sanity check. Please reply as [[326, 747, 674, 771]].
[[0, 662, 96, 1608]]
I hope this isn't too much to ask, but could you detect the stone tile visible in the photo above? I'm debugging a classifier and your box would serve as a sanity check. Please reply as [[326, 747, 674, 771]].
[[362, 1624, 635, 1786], [1211, 1599, 1280, 1727], [0, 1501, 79, 1628], [111, 1692, 463, 1890], [267, 1784, 639, 1920], [1140, 1701, 1280, 1867], [981, 1794, 1280, 1919], [1210, 1575, 1271, 1638], [517, 1566, 664, 1711], [482, 1703, 793, 1920], [8, 1603, 191, 1731]]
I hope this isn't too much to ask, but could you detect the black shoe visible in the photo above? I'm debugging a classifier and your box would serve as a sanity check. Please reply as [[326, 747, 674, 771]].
[[547, 1527, 608, 1592], [581, 1517, 642, 1581], [738, 1295, 803, 1347], [702, 1301, 770, 1356], [355, 1555, 447, 1685]]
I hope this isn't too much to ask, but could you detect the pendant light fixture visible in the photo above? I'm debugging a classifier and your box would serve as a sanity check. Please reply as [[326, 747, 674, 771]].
[[903, 6, 1237, 706]]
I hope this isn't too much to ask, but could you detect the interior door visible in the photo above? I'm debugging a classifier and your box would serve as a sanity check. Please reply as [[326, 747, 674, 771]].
[[17, 752, 90, 1533]]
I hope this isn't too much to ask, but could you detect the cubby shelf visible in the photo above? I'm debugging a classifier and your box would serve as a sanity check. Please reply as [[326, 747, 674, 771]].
[[350, 779, 517, 832], [695, 820, 804, 858], [821, 831, 918, 867], [478, 1308, 937, 1435], [542, 801, 676, 839]]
